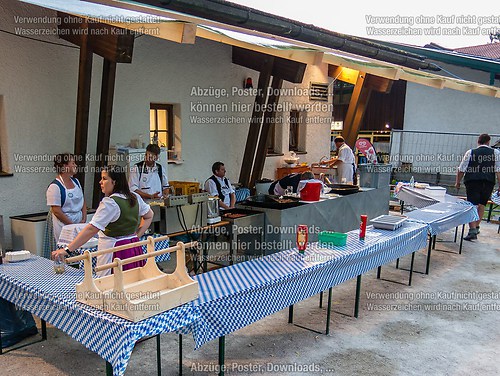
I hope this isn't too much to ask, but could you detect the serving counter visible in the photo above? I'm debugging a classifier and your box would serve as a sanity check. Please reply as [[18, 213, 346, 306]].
[[238, 187, 390, 254]]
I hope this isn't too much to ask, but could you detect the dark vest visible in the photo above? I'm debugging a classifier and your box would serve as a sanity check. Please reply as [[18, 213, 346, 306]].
[[104, 196, 140, 237], [269, 173, 302, 194], [464, 146, 495, 183], [208, 175, 229, 201]]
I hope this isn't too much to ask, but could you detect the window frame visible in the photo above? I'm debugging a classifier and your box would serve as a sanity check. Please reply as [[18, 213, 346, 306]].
[[289, 110, 301, 152], [150, 103, 174, 149]]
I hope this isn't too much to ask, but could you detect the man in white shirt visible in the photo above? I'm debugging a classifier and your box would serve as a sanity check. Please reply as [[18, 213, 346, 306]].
[[204, 162, 236, 210], [327, 136, 356, 184], [129, 144, 169, 200]]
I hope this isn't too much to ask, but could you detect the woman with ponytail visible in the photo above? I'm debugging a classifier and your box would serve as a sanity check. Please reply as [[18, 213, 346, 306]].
[[52, 165, 154, 276]]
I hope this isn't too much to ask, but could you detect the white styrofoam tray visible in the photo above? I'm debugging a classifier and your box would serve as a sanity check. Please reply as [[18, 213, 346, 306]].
[[425, 186, 447, 198], [370, 215, 408, 230], [4, 250, 31, 262]]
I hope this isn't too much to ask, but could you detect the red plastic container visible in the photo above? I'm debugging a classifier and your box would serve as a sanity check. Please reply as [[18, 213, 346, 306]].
[[299, 182, 322, 201], [359, 215, 368, 240]]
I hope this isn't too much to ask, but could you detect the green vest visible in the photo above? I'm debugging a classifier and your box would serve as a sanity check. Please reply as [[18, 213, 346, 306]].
[[104, 196, 140, 238]]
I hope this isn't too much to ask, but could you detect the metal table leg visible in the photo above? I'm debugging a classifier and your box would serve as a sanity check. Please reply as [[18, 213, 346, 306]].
[[218, 336, 225, 376], [376, 266, 381, 279], [425, 234, 432, 275], [459, 224, 465, 254], [409, 252, 415, 286], [290, 293, 332, 335], [454, 227, 458, 243], [106, 361, 113, 376], [156, 335, 162, 376], [41, 319, 47, 340], [203, 243, 208, 273], [326, 288, 333, 335], [179, 334, 183, 376], [319, 291, 323, 308], [354, 275, 361, 318]]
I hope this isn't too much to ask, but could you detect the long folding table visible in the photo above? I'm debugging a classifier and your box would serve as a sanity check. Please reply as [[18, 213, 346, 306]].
[[183, 221, 428, 374], [405, 201, 479, 274], [0, 256, 199, 376]]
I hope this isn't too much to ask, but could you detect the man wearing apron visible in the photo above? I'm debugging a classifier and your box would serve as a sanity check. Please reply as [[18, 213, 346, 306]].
[[129, 144, 170, 200], [327, 136, 356, 184]]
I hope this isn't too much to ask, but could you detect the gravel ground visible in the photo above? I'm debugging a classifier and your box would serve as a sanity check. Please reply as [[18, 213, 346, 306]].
[[2, 220, 499, 376]]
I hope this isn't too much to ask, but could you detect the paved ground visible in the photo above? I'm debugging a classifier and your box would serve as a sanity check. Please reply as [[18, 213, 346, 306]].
[[2, 220, 499, 375]]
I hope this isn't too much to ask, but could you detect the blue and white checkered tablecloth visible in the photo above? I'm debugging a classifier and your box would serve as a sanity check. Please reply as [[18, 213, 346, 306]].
[[58, 234, 170, 269], [396, 186, 439, 209], [0, 256, 199, 376], [492, 191, 500, 205], [185, 221, 428, 348], [235, 187, 251, 203], [406, 201, 479, 235]]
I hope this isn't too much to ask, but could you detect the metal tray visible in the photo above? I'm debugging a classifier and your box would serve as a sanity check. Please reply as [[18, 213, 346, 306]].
[[370, 215, 407, 230]]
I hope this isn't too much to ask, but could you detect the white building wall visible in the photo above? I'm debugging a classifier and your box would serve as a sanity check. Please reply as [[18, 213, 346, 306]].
[[392, 61, 500, 175], [404, 60, 500, 135], [0, 1, 332, 247]]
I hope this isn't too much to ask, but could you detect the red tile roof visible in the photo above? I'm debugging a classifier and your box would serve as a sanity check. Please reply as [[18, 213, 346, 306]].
[[453, 43, 500, 59]]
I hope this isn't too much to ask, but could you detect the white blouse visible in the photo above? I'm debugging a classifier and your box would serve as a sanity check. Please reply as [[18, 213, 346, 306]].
[[46, 177, 84, 243], [90, 192, 150, 277]]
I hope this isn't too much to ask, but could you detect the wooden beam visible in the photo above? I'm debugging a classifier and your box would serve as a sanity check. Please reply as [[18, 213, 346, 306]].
[[347, 86, 372, 147], [232, 47, 305, 83], [342, 72, 369, 148], [74, 19, 93, 189], [108, 21, 196, 44], [365, 74, 393, 93], [58, 12, 134, 63], [92, 59, 117, 208], [328, 65, 358, 85], [249, 77, 283, 191], [238, 56, 274, 188]]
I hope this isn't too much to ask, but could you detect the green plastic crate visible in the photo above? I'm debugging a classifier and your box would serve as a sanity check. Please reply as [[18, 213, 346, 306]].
[[318, 231, 347, 246]]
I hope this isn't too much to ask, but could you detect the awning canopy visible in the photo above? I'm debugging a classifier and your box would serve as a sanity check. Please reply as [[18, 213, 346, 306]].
[[21, 0, 500, 98]]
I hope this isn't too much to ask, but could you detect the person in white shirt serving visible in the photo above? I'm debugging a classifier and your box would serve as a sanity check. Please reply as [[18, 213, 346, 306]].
[[204, 161, 236, 210], [326, 136, 356, 184], [129, 143, 170, 200], [52, 165, 154, 277], [46, 153, 87, 245]]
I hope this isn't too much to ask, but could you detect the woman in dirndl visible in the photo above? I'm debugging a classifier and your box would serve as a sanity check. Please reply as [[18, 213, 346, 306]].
[[52, 165, 153, 277]]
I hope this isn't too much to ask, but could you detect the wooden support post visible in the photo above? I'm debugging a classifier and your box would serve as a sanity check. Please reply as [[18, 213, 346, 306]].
[[92, 59, 117, 208], [238, 57, 274, 188], [249, 76, 283, 190], [74, 20, 93, 188]]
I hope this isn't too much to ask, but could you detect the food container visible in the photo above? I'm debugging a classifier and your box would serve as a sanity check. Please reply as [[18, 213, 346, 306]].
[[424, 186, 446, 199], [4, 250, 31, 262], [300, 182, 322, 201], [359, 215, 367, 240], [318, 231, 347, 246], [297, 224, 308, 253], [370, 215, 407, 230]]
